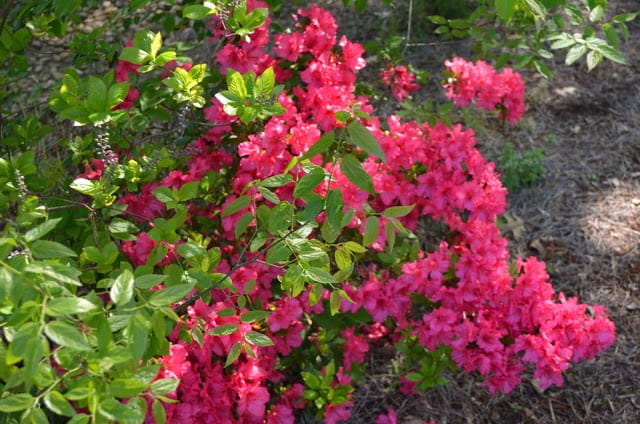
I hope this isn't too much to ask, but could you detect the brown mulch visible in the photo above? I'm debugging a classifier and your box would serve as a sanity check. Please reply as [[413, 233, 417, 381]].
[[16, 0, 640, 422]]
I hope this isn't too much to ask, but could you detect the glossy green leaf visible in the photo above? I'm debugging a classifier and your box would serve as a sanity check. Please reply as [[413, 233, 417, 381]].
[[210, 323, 239, 336], [363, 215, 380, 246], [329, 290, 341, 316], [300, 133, 335, 161], [293, 166, 325, 199], [111, 269, 135, 306], [495, 0, 515, 22], [183, 4, 214, 19], [383, 204, 415, 218], [0, 393, 34, 412], [46, 297, 98, 316], [346, 121, 386, 163], [44, 321, 90, 351], [244, 331, 275, 347], [222, 195, 251, 217], [127, 313, 149, 362], [240, 310, 270, 323], [225, 342, 242, 367], [24, 218, 62, 242], [152, 399, 167, 424], [44, 390, 76, 417], [565, 43, 588, 65], [30, 240, 77, 259], [340, 154, 375, 195], [305, 267, 336, 285], [149, 284, 193, 307]]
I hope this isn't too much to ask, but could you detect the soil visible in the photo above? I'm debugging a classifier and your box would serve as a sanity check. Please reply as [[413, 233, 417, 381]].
[[16, 0, 640, 422]]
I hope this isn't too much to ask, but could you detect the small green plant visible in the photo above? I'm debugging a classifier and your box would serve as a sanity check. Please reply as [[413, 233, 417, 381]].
[[499, 141, 545, 192]]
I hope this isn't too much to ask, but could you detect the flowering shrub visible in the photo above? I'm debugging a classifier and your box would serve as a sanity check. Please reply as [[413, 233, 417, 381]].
[[0, 1, 617, 423]]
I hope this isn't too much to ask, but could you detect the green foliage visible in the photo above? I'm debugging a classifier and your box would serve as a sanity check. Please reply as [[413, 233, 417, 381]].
[[426, 0, 635, 77], [0, 0, 626, 421], [499, 141, 545, 192]]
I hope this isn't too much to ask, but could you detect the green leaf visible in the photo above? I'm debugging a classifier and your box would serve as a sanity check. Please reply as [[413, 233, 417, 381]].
[[495, 0, 515, 22], [135, 274, 166, 289], [602, 23, 619, 48], [0, 393, 34, 412], [565, 43, 588, 65], [596, 44, 628, 65], [589, 5, 604, 22], [383, 204, 415, 218], [70, 178, 100, 195], [67, 414, 90, 424], [255, 67, 275, 99], [346, 121, 387, 163], [44, 321, 91, 351], [266, 242, 292, 264], [334, 247, 352, 270], [344, 241, 367, 254], [99, 398, 145, 423], [222, 195, 251, 217], [127, 313, 149, 362], [177, 181, 199, 201], [46, 297, 98, 316], [107, 82, 130, 109], [150, 32, 162, 57], [244, 331, 275, 347], [149, 284, 193, 307], [549, 34, 576, 50], [109, 378, 148, 398], [260, 173, 293, 188], [111, 269, 135, 306], [87, 76, 108, 112], [151, 378, 180, 396], [152, 186, 174, 203], [176, 242, 205, 259], [225, 342, 242, 367], [613, 12, 638, 23], [183, 4, 214, 19], [298, 194, 324, 222], [363, 215, 380, 246], [340, 154, 374, 195], [25, 263, 82, 286], [240, 310, 270, 323], [329, 290, 341, 316], [25, 217, 62, 242], [227, 70, 248, 98], [65, 387, 91, 401], [325, 189, 344, 232], [523, 0, 546, 20], [300, 133, 335, 161], [234, 212, 255, 238], [258, 186, 280, 204], [30, 240, 77, 259], [586, 49, 602, 71], [293, 166, 325, 199], [146, 243, 168, 267], [44, 390, 75, 416], [151, 398, 167, 424], [211, 323, 239, 336], [305, 267, 337, 285], [120, 46, 149, 64]]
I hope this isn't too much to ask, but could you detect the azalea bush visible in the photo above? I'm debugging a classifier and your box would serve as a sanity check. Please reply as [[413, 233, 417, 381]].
[[0, 1, 619, 423]]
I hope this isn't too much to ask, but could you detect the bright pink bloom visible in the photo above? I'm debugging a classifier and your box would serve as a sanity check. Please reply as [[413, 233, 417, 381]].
[[380, 65, 420, 102]]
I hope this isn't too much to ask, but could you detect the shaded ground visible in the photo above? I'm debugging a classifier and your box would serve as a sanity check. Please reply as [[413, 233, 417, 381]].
[[15, 0, 639, 422]]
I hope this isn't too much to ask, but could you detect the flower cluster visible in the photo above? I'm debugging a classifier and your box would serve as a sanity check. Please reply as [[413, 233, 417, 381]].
[[443, 57, 525, 124], [380, 64, 420, 102], [86, 3, 615, 422]]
